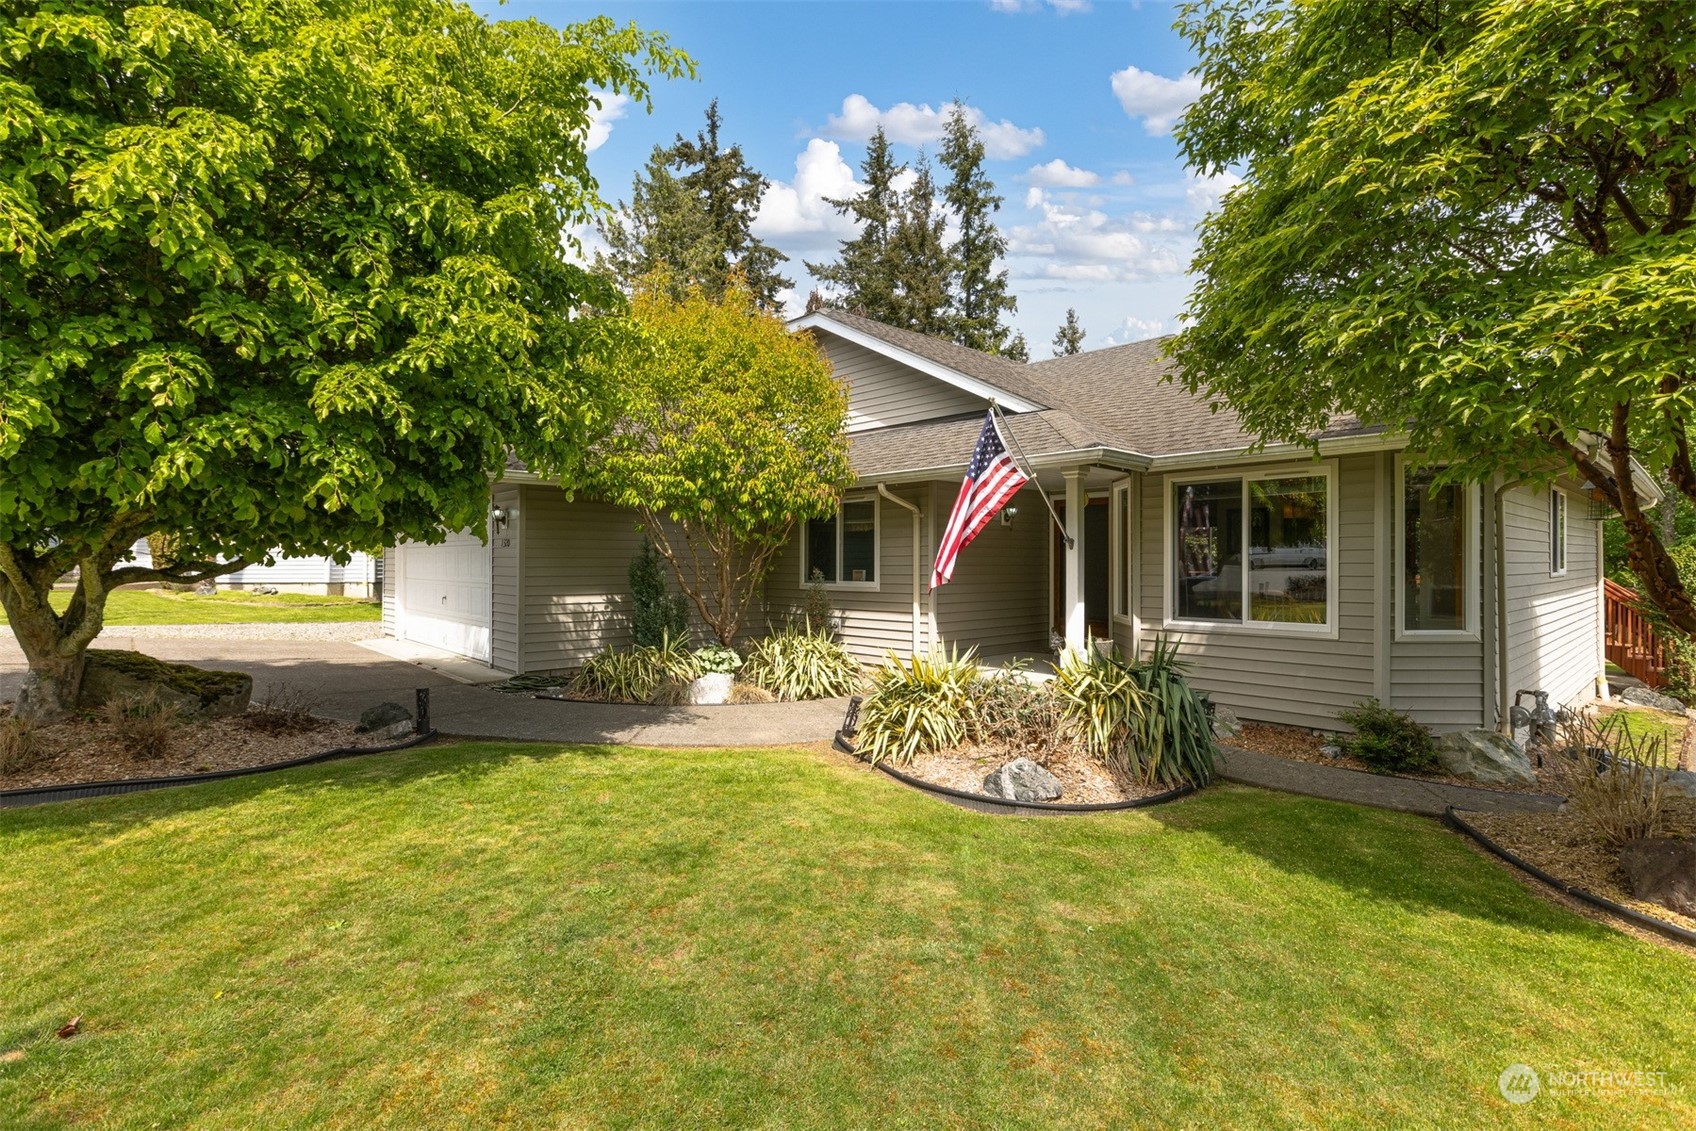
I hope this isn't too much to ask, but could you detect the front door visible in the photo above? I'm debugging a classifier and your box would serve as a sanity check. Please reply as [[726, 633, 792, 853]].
[[1052, 499, 1111, 642]]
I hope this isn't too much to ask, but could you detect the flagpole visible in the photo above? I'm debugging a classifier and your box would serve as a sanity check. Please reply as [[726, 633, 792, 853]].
[[989, 400, 1073, 549]]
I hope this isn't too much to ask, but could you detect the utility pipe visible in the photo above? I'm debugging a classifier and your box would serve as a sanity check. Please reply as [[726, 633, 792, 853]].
[[1494, 477, 1518, 735], [877, 484, 924, 656]]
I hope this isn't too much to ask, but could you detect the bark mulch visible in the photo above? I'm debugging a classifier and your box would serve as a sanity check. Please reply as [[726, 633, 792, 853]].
[[0, 709, 363, 792], [900, 744, 1166, 805], [1232, 722, 1558, 795], [1468, 799, 1696, 934]]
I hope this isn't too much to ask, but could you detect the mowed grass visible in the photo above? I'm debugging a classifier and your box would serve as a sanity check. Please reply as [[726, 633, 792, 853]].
[[1, 743, 1692, 1129], [1, 589, 381, 626]]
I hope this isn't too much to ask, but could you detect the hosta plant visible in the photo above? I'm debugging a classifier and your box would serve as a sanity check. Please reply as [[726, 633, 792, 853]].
[[742, 629, 861, 701], [857, 647, 979, 766]]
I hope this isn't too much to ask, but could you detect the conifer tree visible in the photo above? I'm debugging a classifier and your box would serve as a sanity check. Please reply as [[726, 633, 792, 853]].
[[1052, 308, 1086, 356], [940, 102, 1017, 354], [884, 155, 956, 337], [1004, 332, 1030, 363], [805, 127, 905, 321]]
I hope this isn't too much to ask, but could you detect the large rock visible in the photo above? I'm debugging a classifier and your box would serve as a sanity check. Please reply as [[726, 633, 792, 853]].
[[1619, 838, 1696, 917], [982, 757, 1063, 803], [1434, 729, 1537, 787], [1618, 686, 1689, 714], [357, 702, 414, 738], [79, 649, 251, 718], [1209, 703, 1242, 741]]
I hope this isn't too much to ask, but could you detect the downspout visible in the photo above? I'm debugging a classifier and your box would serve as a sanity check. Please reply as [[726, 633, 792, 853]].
[[1494, 478, 1518, 734], [878, 484, 924, 656]]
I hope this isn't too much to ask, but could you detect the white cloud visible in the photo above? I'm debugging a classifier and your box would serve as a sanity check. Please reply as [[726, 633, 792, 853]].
[[990, 0, 1092, 12], [583, 91, 629, 153], [753, 138, 862, 241], [1185, 169, 1242, 215], [825, 94, 1046, 160], [1110, 170, 1136, 187], [1008, 187, 1188, 283], [1027, 159, 1100, 188], [1109, 66, 1203, 136], [1103, 315, 1168, 344]]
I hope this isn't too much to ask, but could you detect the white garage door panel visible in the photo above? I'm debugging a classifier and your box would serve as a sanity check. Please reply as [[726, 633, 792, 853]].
[[397, 532, 491, 663]]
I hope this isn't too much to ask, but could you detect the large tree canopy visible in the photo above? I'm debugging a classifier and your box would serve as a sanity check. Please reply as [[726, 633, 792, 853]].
[[582, 281, 852, 646], [1172, 0, 1696, 632], [0, 0, 688, 716]]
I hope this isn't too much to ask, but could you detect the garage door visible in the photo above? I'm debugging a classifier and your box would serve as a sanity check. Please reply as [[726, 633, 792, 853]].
[[395, 531, 491, 662]]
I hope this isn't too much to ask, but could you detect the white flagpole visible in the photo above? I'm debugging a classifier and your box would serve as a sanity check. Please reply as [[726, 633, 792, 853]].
[[989, 400, 1073, 549]]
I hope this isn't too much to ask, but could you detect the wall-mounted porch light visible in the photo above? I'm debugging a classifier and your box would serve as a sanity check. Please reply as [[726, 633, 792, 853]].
[[1000, 505, 1019, 528], [490, 503, 509, 532]]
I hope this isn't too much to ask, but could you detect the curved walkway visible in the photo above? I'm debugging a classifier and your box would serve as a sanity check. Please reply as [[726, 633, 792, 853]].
[[1216, 745, 1563, 816]]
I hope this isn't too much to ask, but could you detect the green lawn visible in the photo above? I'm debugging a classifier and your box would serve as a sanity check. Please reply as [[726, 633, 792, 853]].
[[1598, 703, 1688, 767], [1, 743, 1691, 1128], [2, 589, 382, 626]]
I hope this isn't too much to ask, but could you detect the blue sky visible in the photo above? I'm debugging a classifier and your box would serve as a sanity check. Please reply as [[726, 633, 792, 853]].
[[484, 1, 1222, 353]]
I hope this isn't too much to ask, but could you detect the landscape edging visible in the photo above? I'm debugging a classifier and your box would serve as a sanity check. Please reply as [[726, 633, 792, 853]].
[[1443, 805, 1696, 947], [0, 729, 440, 810]]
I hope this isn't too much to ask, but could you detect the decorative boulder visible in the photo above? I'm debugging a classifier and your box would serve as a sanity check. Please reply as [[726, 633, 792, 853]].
[[78, 650, 251, 718], [1619, 838, 1696, 917], [1434, 729, 1537, 787], [686, 672, 734, 706], [982, 757, 1063, 803], [1209, 704, 1243, 741], [1663, 770, 1696, 799], [357, 702, 414, 739], [1618, 686, 1688, 714]]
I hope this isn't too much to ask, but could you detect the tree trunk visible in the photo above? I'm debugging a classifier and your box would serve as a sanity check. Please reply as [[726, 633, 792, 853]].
[[3, 589, 93, 723]]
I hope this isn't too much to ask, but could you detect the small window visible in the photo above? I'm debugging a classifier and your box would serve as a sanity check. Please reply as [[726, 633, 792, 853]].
[[806, 498, 877, 585], [1550, 490, 1568, 576], [1402, 470, 1468, 633]]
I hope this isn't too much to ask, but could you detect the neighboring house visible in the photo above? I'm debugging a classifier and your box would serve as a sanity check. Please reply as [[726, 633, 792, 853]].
[[124, 540, 380, 598], [382, 309, 1639, 734]]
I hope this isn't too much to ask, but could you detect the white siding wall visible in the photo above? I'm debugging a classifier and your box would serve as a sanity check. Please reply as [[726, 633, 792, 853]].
[[224, 552, 377, 595], [380, 547, 397, 638], [820, 337, 987, 432], [1502, 485, 1603, 710]]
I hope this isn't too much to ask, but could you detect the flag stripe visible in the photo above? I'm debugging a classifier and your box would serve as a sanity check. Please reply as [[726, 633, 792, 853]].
[[931, 413, 1030, 589]]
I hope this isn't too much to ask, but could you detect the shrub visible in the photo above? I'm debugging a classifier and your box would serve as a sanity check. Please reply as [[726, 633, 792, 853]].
[[857, 647, 979, 766], [243, 683, 321, 734], [570, 636, 699, 703], [629, 538, 690, 648], [967, 663, 1065, 764], [0, 717, 38, 776], [743, 628, 861, 701], [1336, 698, 1437, 773], [1127, 636, 1217, 786], [1552, 712, 1669, 849], [727, 681, 777, 704], [802, 570, 838, 636], [103, 689, 178, 760], [692, 645, 743, 675]]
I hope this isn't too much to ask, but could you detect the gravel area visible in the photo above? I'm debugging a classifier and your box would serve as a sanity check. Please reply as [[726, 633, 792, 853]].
[[1233, 721, 1557, 795], [1468, 801, 1696, 933], [0, 709, 365, 791], [900, 744, 1166, 804], [92, 622, 382, 642]]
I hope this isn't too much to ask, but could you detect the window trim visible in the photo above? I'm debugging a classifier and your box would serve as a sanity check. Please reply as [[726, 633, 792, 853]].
[[1550, 488, 1568, 577], [803, 493, 881, 591], [1160, 460, 1340, 639], [1393, 457, 1481, 641], [1111, 477, 1137, 627]]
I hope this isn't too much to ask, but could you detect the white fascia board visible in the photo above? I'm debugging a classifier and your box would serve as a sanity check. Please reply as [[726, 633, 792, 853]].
[[792, 312, 1046, 414], [1145, 431, 1403, 472]]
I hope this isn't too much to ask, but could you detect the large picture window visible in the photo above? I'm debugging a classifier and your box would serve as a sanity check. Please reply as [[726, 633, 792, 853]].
[[1170, 468, 1332, 631], [806, 497, 877, 586], [1401, 470, 1469, 633]]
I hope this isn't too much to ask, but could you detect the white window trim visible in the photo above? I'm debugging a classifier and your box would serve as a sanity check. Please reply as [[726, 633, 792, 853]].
[[1550, 488, 1568, 577], [1160, 460, 1340, 639], [1393, 457, 1481, 641], [1111, 477, 1137, 627], [803, 493, 881, 591]]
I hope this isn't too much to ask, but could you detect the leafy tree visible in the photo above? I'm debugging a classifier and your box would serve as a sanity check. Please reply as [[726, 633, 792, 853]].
[[583, 281, 853, 646], [1052, 308, 1085, 356], [0, 0, 687, 718], [628, 538, 689, 647], [805, 126, 906, 321], [600, 100, 790, 310], [1171, 0, 1696, 633], [885, 154, 957, 337], [940, 102, 1017, 354]]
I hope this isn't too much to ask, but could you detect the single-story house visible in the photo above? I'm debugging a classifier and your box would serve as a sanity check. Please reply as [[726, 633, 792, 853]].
[[124, 540, 380, 598], [382, 309, 1637, 734]]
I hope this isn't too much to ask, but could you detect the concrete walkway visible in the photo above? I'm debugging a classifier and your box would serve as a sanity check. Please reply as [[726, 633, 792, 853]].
[[0, 633, 849, 747], [1216, 745, 1564, 816]]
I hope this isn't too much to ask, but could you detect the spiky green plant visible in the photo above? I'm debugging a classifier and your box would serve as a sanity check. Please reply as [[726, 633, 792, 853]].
[[1053, 647, 1145, 770], [1128, 636, 1217, 786], [743, 628, 861, 701], [569, 634, 700, 704], [857, 647, 979, 766]]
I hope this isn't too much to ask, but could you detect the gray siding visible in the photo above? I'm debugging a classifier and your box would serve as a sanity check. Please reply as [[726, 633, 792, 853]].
[[820, 337, 986, 432], [931, 481, 1050, 658], [517, 488, 649, 673], [490, 483, 522, 673], [1387, 470, 1486, 732], [1139, 455, 1380, 731], [765, 488, 926, 662], [1502, 485, 1602, 710]]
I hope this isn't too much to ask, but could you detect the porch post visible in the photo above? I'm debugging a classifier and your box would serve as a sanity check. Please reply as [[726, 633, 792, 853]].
[[1064, 468, 1087, 654]]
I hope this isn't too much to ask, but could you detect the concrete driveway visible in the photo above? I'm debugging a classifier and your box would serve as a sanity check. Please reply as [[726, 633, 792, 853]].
[[0, 629, 848, 747]]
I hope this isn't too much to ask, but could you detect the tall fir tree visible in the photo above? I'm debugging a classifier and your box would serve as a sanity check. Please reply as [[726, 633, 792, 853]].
[[884, 154, 956, 337], [600, 100, 791, 309], [1052, 308, 1085, 356], [804, 127, 905, 321], [1004, 331, 1030, 363], [940, 102, 1017, 354]]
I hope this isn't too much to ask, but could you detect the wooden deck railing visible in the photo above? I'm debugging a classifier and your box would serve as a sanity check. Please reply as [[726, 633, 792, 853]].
[[1604, 578, 1671, 689]]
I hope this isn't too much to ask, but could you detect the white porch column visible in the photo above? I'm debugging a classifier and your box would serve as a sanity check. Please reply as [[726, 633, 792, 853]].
[[1064, 468, 1087, 654]]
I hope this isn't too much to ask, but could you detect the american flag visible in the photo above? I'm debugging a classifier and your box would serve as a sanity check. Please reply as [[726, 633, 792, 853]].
[[931, 411, 1030, 589]]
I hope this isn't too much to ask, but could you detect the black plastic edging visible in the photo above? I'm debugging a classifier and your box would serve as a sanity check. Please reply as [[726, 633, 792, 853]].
[[1444, 806, 1696, 947], [0, 729, 439, 810]]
